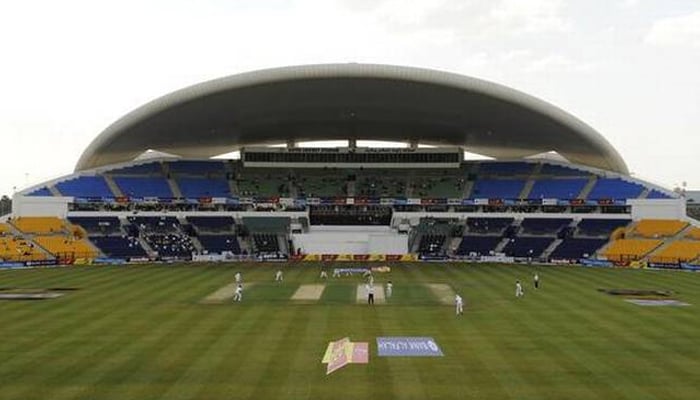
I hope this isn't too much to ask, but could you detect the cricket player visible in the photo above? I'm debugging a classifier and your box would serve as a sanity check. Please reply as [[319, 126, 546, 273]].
[[368, 274, 374, 286], [386, 281, 393, 298], [516, 280, 524, 298], [275, 269, 283, 282], [235, 272, 242, 284], [533, 273, 540, 289], [320, 269, 328, 279], [233, 284, 243, 302], [367, 284, 375, 305], [455, 294, 464, 315], [332, 269, 341, 278]]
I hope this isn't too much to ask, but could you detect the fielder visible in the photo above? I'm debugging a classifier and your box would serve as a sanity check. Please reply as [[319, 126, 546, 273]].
[[233, 284, 243, 302], [455, 294, 464, 315], [275, 269, 283, 283], [386, 281, 393, 298], [235, 272, 242, 284], [320, 269, 328, 279], [515, 280, 524, 298], [533, 273, 540, 289]]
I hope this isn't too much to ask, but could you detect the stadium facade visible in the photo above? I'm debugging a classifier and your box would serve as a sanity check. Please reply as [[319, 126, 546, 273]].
[[3, 64, 697, 269]]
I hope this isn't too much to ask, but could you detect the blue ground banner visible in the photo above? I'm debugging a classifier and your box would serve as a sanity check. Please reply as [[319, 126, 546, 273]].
[[376, 337, 444, 357]]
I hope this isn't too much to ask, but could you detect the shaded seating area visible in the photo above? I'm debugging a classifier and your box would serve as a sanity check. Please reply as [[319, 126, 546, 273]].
[[502, 237, 553, 258], [549, 238, 607, 260], [454, 235, 502, 256], [89, 236, 147, 258]]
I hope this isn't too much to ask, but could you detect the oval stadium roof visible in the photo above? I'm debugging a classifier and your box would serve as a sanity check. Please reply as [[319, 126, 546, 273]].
[[76, 63, 628, 174]]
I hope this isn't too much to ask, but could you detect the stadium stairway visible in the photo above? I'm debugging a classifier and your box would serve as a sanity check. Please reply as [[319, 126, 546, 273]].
[[639, 188, 650, 199], [644, 223, 696, 263], [541, 238, 563, 259], [346, 180, 356, 197], [176, 216, 204, 253], [578, 176, 597, 199], [461, 180, 474, 198], [518, 162, 542, 199], [48, 184, 62, 197], [164, 163, 183, 198], [103, 175, 124, 197]]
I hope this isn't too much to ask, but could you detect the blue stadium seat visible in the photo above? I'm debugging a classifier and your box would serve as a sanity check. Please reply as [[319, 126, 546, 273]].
[[56, 176, 114, 197], [502, 237, 553, 258], [455, 236, 502, 256], [529, 179, 587, 199], [539, 164, 587, 176], [177, 178, 231, 197], [520, 218, 572, 235], [89, 236, 147, 258], [109, 162, 163, 174], [198, 235, 241, 254], [647, 190, 673, 199], [479, 162, 533, 175], [577, 219, 629, 236], [471, 179, 525, 199], [187, 216, 235, 231], [169, 160, 226, 174], [27, 187, 53, 196], [587, 178, 643, 200], [466, 218, 513, 234], [549, 238, 607, 260], [69, 216, 121, 235], [114, 177, 173, 197]]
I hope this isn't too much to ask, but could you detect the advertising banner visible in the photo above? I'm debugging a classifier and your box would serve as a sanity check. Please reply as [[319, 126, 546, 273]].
[[376, 337, 444, 357]]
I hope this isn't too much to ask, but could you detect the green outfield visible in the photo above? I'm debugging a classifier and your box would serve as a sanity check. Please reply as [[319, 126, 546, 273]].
[[1, 263, 699, 400]]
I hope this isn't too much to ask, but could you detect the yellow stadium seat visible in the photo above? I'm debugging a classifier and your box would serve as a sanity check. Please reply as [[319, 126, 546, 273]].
[[684, 226, 700, 240], [604, 239, 662, 262], [0, 223, 11, 235], [632, 219, 688, 238], [33, 235, 99, 259], [649, 240, 700, 264], [12, 217, 66, 234], [0, 236, 48, 262]]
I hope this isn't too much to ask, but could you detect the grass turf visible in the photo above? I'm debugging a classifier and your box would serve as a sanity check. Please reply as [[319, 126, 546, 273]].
[[1, 263, 699, 400]]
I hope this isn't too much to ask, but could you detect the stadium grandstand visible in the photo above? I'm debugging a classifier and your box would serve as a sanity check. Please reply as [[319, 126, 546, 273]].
[[1, 63, 697, 269]]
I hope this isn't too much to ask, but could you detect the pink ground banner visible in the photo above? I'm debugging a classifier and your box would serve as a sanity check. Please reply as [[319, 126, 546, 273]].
[[326, 339, 351, 375], [349, 342, 369, 364]]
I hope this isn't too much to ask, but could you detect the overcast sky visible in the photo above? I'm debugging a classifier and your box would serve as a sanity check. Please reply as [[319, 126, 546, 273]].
[[1, 0, 699, 196]]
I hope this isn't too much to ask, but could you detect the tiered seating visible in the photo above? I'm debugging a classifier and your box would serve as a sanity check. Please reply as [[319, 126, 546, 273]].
[[479, 162, 533, 176], [12, 217, 65, 234], [466, 218, 513, 234], [236, 168, 290, 197], [588, 178, 644, 200], [549, 238, 607, 260], [356, 170, 406, 197], [253, 233, 279, 253], [114, 177, 173, 197], [110, 162, 162, 174], [146, 233, 195, 258], [502, 237, 553, 258], [603, 239, 662, 262], [68, 217, 121, 235], [685, 227, 700, 240], [0, 236, 47, 262], [168, 160, 225, 175], [293, 169, 348, 197], [56, 176, 113, 197], [470, 179, 525, 199], [410, 170, 464, 198], [577, 219, 630, 237], [632, 219, 688, 238], [454, 236, 502, 256], [27, 187, 53, 196], [520, 218, 571, 235], [539, 164, 587, 176], [418, 234, 446, 256], [89, 236, 147, 258], [186, 216, 235, 233], [198, 235, 241, 254], [33, 235, 99, 258], [528, 179, 587, 199], [176, 178, 230, 197], [649, 241, 700, 263], [128, 216, 180, 233], [647, 190, 673, 199]]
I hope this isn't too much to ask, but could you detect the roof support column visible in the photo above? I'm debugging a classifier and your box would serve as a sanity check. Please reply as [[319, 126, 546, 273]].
[[408, 139, 419, 149], [286, 139, 297, 148], [348, 139, 357, 149]]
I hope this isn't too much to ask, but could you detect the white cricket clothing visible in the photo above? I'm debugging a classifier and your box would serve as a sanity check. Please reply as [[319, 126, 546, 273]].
[[275, 270, 283, 281], [235, 273, 242, 283], [386, 283, 393, 297], [455, 295, 464, 315], [516, 282, 524, 297], [233, 286, 243, 302]]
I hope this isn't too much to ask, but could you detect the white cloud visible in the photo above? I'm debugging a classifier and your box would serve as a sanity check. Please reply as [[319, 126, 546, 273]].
[[488, 0, 571, 35], [645, 11, 700, 47]]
